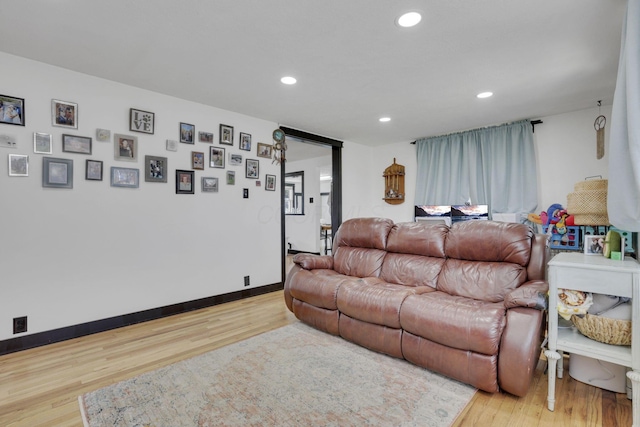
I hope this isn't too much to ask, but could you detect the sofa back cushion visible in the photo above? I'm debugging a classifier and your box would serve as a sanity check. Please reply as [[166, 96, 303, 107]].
[[386, 222, 448, 257], [439, 221, 533, 302], [445, 220, 533, 266], [333, 217, 394, 277], [380, 222, 448, 287], [380, 253, 445, 288]]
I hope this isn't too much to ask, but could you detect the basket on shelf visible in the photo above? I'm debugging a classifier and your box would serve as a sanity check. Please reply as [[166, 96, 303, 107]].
[[571, 313, 631, 346], [566, 178, 609, 225]]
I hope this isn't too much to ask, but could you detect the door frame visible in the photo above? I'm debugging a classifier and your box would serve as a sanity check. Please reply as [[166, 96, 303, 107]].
[[279, 126, 343, 283]]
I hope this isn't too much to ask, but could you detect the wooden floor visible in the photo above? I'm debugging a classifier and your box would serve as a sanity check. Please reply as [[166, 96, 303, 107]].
[[0, 290, 632, 427]]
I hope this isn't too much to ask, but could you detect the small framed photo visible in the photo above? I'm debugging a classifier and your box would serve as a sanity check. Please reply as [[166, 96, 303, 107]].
[[62, 134, 92, 154], [202, 177, 219, 192], [166, 139, 178, 152], [199, 131, 214, 143], [145, 155, 167, 183], [226, 170, 235, 185], [176, 169, 194, 194], [110, 166, 139, 188], [246, 158, 259, 179], [192, 151, 205, 170], [239, 132, 251, 151], [210, 146, 225, 168], [52, 99, 77, 129], [229, 153, 242, 166], [42, 157, 73, 189], [85, 159, 103, 181], [265, 174, 276, 191], [180, 122, 195, 144], [129, 108, 154, 134], [1, 95, 25, 126], [257, 142, 273, 159], [114, 133, 138, 161], [584, 235, 604, 256], [33, 132, 52, 154], [219, 124, 234, 145], [96, 128, 111, 142], [8, 154, 28, 176]]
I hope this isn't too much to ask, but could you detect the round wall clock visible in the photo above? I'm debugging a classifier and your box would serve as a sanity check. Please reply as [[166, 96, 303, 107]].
[[272, 129, 285, 143]]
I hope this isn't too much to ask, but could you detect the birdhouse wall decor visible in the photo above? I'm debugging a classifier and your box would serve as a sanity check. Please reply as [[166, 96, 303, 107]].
[[383, 158, 405, 205]]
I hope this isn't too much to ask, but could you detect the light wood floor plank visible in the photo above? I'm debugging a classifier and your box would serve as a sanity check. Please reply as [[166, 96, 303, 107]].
[[0, 290, 633, 427]]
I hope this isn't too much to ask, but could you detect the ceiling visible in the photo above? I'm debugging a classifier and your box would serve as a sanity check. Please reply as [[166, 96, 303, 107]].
[[0, 1, 627, 147]]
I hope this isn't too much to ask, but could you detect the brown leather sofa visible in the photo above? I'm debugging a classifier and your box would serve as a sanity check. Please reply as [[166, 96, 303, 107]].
[[284, 217, 549, 396]]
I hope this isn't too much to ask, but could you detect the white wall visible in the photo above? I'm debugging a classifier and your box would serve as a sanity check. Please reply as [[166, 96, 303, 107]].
[[0, 53, 281, 341], [0, 50, 615, 343], [534, 106, 612, 213], [284, 155, 330, 253]]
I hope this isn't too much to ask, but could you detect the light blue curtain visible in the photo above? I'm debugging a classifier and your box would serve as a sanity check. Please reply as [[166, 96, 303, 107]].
[[415, 119, 538, 218], [608, 0, 640, 231]]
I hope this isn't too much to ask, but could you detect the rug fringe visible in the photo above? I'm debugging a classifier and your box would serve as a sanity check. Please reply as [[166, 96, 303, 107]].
[[77, 395, 90, 427]]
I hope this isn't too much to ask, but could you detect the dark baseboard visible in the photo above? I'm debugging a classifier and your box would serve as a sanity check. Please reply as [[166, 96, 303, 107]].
[[0, 282, 284, 356]]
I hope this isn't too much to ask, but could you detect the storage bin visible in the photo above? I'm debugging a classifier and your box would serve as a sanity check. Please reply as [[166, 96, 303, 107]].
[[542, 225, 580, 250]]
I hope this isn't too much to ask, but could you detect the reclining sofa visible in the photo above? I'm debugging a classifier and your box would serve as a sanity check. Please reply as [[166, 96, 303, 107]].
[[284, 217, 549, 396]]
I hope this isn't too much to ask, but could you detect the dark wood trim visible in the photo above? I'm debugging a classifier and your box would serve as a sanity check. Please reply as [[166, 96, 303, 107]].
[[0, 283, 283, 356], [279, 126, 343, 148]]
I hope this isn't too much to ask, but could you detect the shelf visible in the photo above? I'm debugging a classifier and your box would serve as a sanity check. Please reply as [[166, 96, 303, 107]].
[[556, 327, 631, 367]]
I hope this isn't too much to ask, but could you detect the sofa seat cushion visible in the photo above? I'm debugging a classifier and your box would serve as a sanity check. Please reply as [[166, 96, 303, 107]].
[[288, 269, 353, 310], [400, 292, 506, 356], [337, 278, 434, 328]]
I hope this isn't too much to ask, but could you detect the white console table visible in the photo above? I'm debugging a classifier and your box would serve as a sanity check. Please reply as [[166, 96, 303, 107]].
[[545, 252, 640, 426]]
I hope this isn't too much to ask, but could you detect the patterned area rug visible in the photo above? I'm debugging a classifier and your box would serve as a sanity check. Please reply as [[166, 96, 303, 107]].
[[79, 322, 476, 426]]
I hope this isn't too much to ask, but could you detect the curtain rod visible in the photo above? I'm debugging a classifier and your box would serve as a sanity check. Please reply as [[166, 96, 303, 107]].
[[410, 119, 543, 144]]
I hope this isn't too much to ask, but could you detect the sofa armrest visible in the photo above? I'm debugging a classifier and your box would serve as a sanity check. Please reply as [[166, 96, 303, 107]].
[[293, 253, 334, 270], [504, 280, 548, 310]]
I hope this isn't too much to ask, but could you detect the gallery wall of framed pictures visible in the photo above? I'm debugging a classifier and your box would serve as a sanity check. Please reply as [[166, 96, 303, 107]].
[[0, 92, 281, 195]]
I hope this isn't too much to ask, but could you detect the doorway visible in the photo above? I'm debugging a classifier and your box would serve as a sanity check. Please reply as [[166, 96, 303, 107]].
[[279, 127, 342, 282]]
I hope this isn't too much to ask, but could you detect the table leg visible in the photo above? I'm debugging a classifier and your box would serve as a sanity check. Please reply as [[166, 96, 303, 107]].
[[627, 370, 640, 427], [545, 349, 561, 411]]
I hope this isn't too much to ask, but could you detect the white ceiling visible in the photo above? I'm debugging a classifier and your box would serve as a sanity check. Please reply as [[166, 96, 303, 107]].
[[0, 1, 627, 146]]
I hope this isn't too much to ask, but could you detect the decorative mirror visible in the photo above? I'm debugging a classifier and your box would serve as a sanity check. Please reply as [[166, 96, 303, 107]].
[[285, 171, 304, 215]]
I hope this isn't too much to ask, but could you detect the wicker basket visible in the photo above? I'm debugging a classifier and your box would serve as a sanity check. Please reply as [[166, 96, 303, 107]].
[[573, 213, 609, 225], [574, 179, 608, 191], [572, 314, 631, 346]]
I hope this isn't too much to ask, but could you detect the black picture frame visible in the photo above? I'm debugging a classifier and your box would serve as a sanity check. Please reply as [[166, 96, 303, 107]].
[[180, 122, 195, 144], [245, 159, 259, 179], [129, 108, 155, 134], [85, 159, 103, 181], [210, 146, 225, 168], [0, 94, 25, 126], [145, 155, 168, 183], [239, 132, 251, 151], [176, 169, 194, 194], [62, 134, 92, 155], [219, 124, 234, 146], [265, 174, 276, 191]]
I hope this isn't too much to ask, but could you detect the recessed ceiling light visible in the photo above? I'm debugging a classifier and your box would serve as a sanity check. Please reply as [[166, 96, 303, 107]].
[[477, 92, 493, 99], [397, 12, 422, 28], [281, 76, 297, 85], [379, 117, 391, 122]]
